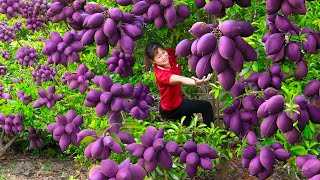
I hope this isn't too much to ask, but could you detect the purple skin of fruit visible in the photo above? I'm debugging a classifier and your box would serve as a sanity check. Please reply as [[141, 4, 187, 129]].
[[257, 72, 271, 89], [241, 145, 256, 159], [285, 128, 301, 144], [276, 112, 293, 133], [307, 103, 320, 124], [260, 114, 278, 138], [274, 148, 291, 161], [301, 159, 320, 178], [189, 22, 210, 38], [304, 80, 320, 97], [265, 33, 285, 55], [265, 95, 284, 114], [249, 154, 263, 176], [218, 67, 236, 91], [296, 154, 318, 169], [245, 131, 258, 146], [260, 146, 275, 170], [230, 111, 242, 136], [294, 60, 308, 80], [218, 36, 236, 60], [197, 33, 217, 56], [176, 39, 192, 57], [220, 20, 242, 37]]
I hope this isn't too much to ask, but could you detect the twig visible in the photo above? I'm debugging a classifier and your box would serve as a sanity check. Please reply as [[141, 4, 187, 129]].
[[181, 86, 191, 100], [0, 134, 19, 158], [16, 39, 22, 46], [53, 78, 60, 87]]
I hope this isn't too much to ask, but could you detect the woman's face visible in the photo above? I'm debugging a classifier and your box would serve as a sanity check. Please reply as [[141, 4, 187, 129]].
[[152, 48, 170, 67]]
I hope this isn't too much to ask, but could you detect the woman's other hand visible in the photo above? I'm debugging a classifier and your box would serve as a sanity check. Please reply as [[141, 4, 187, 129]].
[[191, 73, 212, 85]]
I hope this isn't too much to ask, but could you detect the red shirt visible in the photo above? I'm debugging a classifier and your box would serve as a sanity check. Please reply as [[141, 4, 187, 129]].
[[154, 48, 182, 111]]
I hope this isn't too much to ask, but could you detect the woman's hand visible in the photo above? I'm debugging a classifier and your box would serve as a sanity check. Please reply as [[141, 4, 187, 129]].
[[191, 73, 212, 86]]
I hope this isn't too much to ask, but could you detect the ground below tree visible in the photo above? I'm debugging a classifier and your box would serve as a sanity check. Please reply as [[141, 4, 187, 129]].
[[0, 150, 303, 180]]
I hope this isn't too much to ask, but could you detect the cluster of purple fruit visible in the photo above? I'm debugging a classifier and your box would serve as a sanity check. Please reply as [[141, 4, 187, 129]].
[[266, 0, 307, 16], [301, 28, 320, 54], [16, 45, 38, 67], [264, 14, 319, 64], [28, 126, 44, 148], [65, 2, 107, 30], [176, 20, 256, 91], [197, 0, 251, 17], [0, 84, 11, 100], [84, 75, 153, 122], [22, 0, 50, 18], [223, 94, 262, 136], [129, 82, 154, 120], [0, 62, 7, 75], [303, 80, 320, 124], [253, 64, 284, 90], [32, 86, 63, 108], [106, 49, 135, 78], [0, 113, 24, 134], [11, 77, 23, 83], [0, 0, 25, 19], [42, 31, 84, 66], [0, 22, 18, 44], [296, 155, 320, 180], [129, 0, 190, 30], [78, 130, 123, 160], [46, 0, 74, 23], [230, 66, 286, 96], [25, 17, 46, 31], [12, 20, 22, 31], [16, 90, 32, 105], [46, 109, 83, 151], [126, 126, 177, 172], [31, 65, 56, 86], [89, 158, 146, 180], [61, 64, 94, 94], [242, 131, 291, 180], [179, 140, 219, 177], [80, 8, 143, 57], [0, 50, 10, 59], [22, 0, 50, 31], [258, 93, 311, 144], [84, 75, 132, 120], [106, 124, 136, 145]]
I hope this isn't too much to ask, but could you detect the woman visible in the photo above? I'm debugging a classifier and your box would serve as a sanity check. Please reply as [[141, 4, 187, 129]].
[[144, 42, 214, 127]]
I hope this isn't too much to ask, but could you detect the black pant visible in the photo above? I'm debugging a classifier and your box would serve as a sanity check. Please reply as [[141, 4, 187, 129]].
[[159, 99, 214, 127]]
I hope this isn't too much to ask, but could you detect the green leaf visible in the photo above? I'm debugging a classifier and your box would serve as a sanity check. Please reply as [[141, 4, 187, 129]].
[[310, 149, 319, 156], [282, 65, 290, 73], [80, 136, 97, 143], [168, 170, 180, 180], [109, 132, 122, 144], [290, 145, 308, 155]]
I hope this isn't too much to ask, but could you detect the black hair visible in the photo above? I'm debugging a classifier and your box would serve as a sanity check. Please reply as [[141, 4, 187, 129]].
[[144, 42, 165, 61]]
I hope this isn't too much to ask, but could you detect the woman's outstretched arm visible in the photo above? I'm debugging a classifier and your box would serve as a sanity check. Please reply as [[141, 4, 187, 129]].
[[169, 74, 212, 86]]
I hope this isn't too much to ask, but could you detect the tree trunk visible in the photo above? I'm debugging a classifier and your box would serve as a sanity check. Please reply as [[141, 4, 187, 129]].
[[0, 132, 19, 158]]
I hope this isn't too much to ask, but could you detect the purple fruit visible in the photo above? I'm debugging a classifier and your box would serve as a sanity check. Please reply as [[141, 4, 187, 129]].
[[220, 20, 242, 37], [218, 36, 236, 60], [189, 22, 210, 38]]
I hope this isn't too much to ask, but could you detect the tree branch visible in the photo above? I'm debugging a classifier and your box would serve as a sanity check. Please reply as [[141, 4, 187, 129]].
[[0, 134, 19, 158], [0, 129, 4, 148], [181, 86, 191, 100]]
